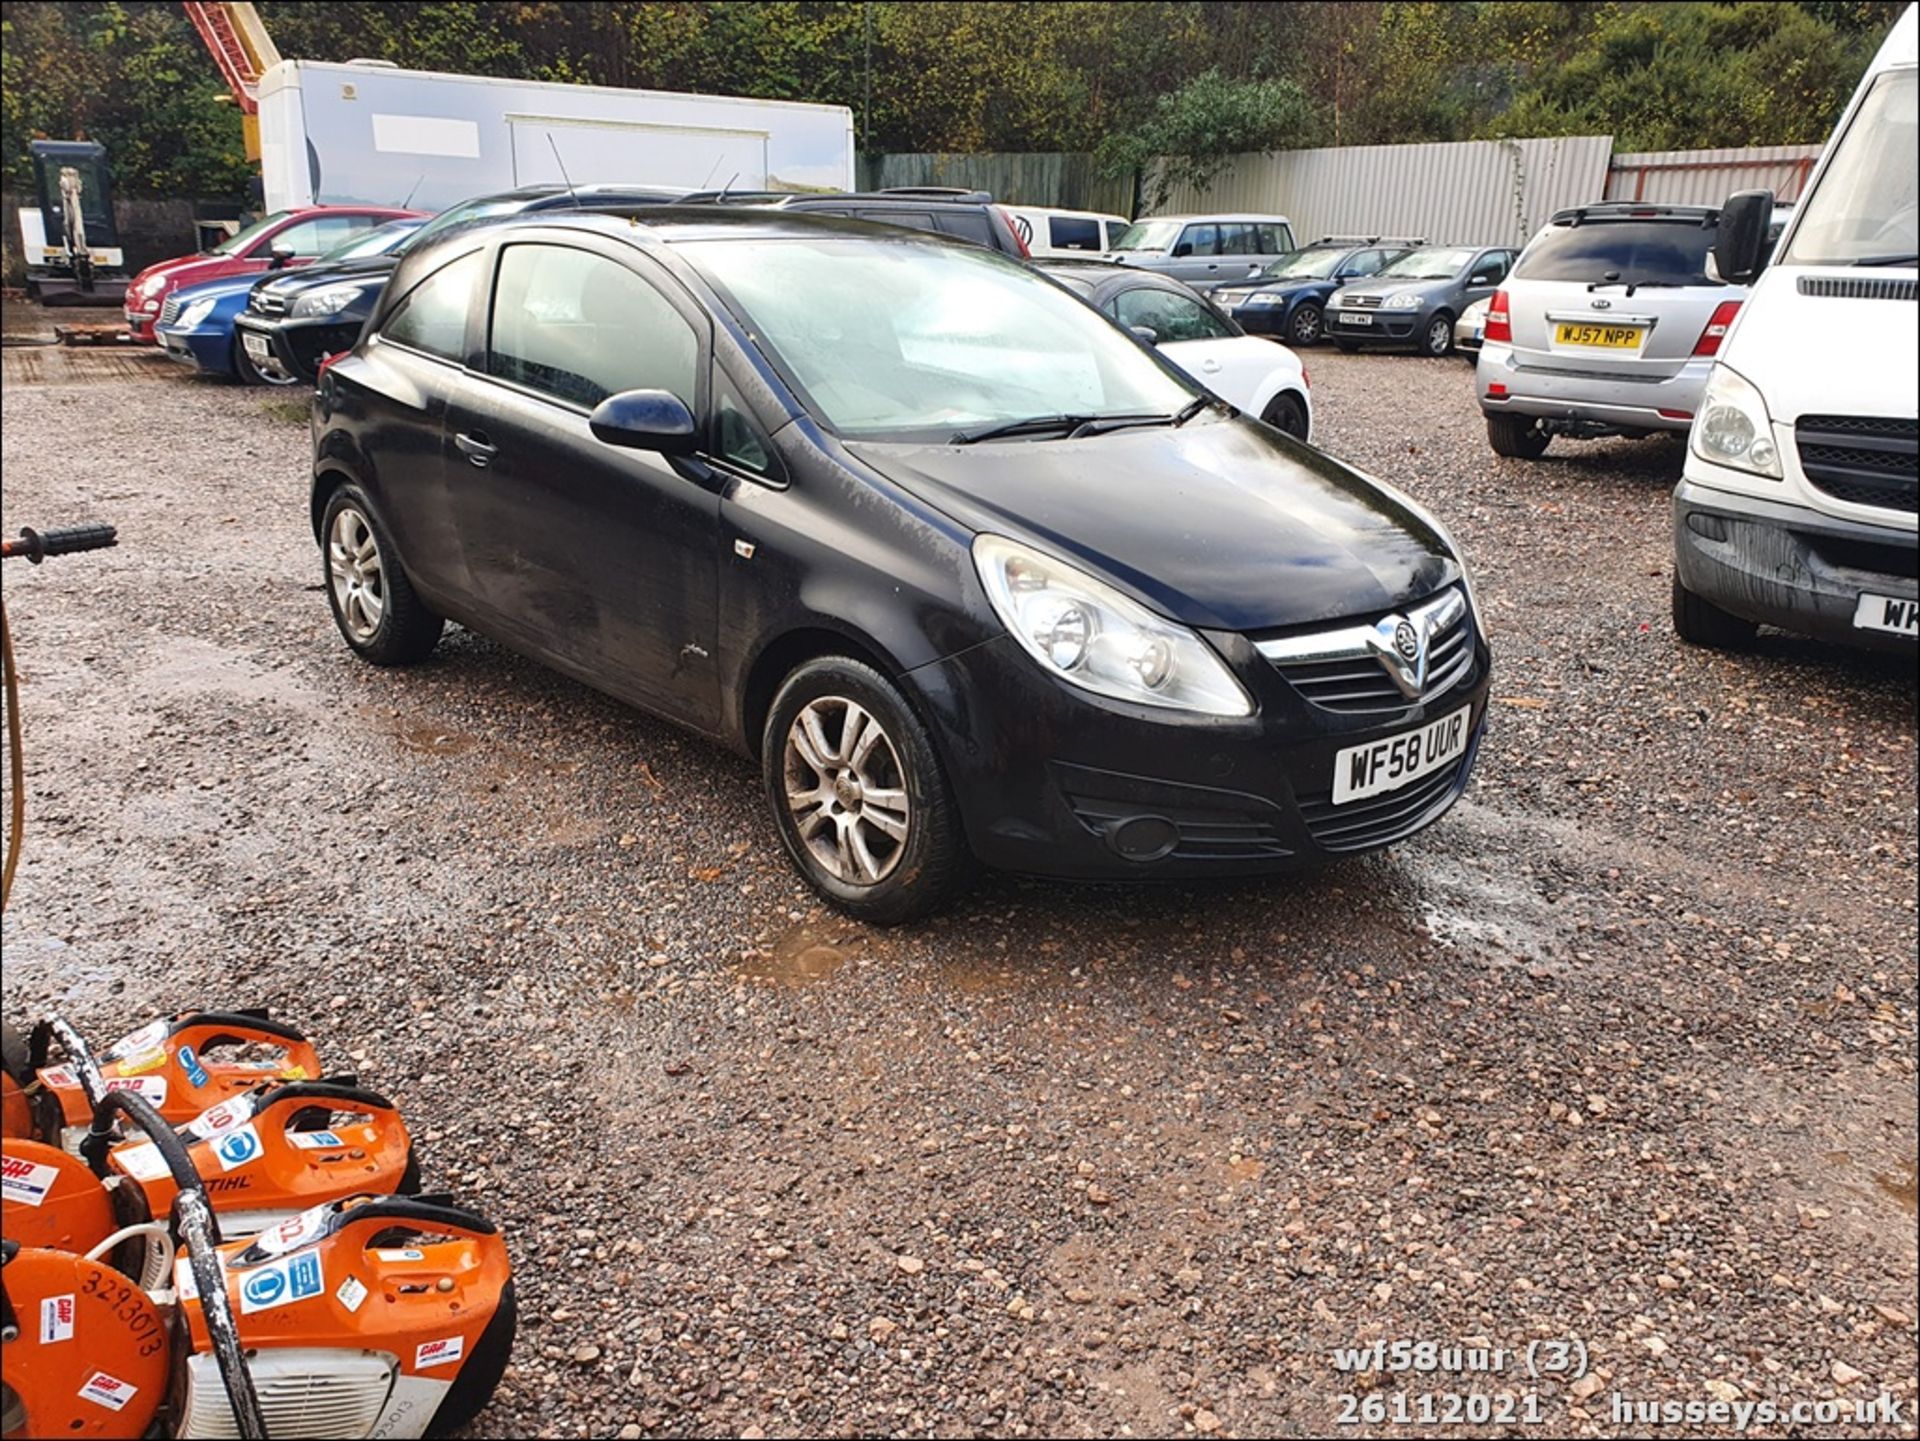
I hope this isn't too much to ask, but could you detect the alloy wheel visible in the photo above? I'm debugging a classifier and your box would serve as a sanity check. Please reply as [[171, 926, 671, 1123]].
[[783, 696, 910, 885], [327, 505, 386, 642], [1291, 306, 1321, 344]]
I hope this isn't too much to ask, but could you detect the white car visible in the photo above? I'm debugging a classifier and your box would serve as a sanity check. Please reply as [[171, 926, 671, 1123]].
[[1000, 204, 1132, 259], [1041, 261, 1313, 439]]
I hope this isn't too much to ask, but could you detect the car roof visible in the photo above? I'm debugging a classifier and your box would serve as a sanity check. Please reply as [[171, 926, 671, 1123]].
[[417, 206, 988, 249], [1137, 213, 1292, 223], [1546, 203, 1719, 228]]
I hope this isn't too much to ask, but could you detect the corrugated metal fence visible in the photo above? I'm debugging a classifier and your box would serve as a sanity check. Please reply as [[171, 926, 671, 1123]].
[[861, 152, 1134, 216], [1149, 136, 1615, 248], [1603, 144, 1822, 205]]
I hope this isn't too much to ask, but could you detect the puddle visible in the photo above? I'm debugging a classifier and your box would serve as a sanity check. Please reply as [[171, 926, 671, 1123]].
[[1876, 1161, 1918, 1216], [397, 726, 478, 756], [737, 921, 869, 985]]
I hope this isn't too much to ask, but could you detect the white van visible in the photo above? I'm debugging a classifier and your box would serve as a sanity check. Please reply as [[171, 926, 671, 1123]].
[[1671, 4, 1917, 651], [1000, 205, 1131, 259]]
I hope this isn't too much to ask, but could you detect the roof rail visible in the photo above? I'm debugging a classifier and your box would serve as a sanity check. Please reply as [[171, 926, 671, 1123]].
[[1314, 234, 1428, 247], [871, 186, 994, 202]]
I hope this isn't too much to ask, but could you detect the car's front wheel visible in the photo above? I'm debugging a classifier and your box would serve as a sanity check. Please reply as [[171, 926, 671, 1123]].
[[1263, 391, 1310, 441], [321, 485, 444, 666], [1422, 312, 1455, 357], [1288, 303, 1323, 346], [763, 656, 971, 925], [1486, 413, 1551, 459]]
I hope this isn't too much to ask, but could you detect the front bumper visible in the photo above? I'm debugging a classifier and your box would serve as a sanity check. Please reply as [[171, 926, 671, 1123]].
[[1326, 303, 1424, 343], [123, 305, 161, 343], [1673, 478, 1918, 651], [904, 622, 1491, 881], [234, 311, 354, 385], [1479, 344, 1709, 435], [155, 321, 237, 377]]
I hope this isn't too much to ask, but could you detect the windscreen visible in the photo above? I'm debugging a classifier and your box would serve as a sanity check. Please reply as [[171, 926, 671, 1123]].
[[1261, 249, 1344, 279], [1783, 67, 1918, 266], [1513, 222, 1721, 286], [1110, 219, 1184, 252], [684, 237, 1197, 442], [319, 220, 424, 263], [1375, 247, 1474, 280], [211, 210, 294, 255]]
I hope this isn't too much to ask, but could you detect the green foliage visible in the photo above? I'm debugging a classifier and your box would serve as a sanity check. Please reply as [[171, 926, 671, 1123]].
[[1098, 69, 1320, 210], [0, 0, 1905, 200]]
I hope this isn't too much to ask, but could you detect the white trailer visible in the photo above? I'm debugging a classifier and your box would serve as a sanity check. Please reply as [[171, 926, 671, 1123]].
[[255, 60, 857, 213]]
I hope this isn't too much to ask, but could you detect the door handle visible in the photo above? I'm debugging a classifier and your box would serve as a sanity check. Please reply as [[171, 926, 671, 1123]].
[[455, 431, 497, 468]]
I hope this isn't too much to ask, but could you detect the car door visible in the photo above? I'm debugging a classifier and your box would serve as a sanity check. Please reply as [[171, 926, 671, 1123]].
[[443, 236, 722, 730], [1167, 224, 1218, 284], [1460, 248, 1511, 310], [253, 214, 378, 274], [1110, 284, 1259, 405]]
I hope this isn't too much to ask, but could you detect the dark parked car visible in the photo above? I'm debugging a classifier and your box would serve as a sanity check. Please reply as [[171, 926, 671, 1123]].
[[1209, 236, 1423, 346], [311, 210, 1490, 921], [1324, 244, 1519, 356], [234, 184, 688, 384], [681, 187, 1030, 257]]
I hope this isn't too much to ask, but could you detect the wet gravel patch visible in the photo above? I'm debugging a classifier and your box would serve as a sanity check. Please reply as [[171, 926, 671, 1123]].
[[2, 342, 1914, 1438]]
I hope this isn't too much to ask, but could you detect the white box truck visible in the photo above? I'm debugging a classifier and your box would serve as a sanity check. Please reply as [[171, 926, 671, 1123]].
[[1671, 4, 1917, 652], [256, 60, 856, 213]]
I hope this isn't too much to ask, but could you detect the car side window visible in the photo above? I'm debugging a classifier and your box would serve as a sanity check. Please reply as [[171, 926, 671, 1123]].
[[1049, 216, 1101, 251], [712, 376, 784, 482], [1215, 222, 1255, 256], [269, 214, 367, 257], [935, 210, 995, 248], [488, 243, 697, 410], [1349, 249, 1388, 276], [856, 208, 938, 235], [380, 249, 487, 363], [1474, 251, 1512, 284], [1176, 224, 1219, 258], [1113, 287, 1232, 344], [1103, 220, 1128, 249]]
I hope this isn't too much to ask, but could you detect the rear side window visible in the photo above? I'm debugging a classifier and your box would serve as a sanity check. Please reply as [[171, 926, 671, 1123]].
[[1103, 220, 1128, 248], [856, 208, 938, 235], [1260, 223, 1295, 254], [1215, 222, 1256, 256], [381, 249, 486, 362], [1049, 216, 1101, 251], [1514, 223, 1723, 286], [488, 244, 697, 408], [935, 210, 995, 248]]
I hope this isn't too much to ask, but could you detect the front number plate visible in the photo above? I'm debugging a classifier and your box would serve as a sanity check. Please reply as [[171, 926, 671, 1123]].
[[1343, 312, 1374, 326], [1332, 705, 1472, 806], [1853, 592, 1919, 636], [1554, 322, 1644, 348], [242, 333, 271, 361]]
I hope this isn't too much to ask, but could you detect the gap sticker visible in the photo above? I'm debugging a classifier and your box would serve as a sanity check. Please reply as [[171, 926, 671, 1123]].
[[337, 1275, 368, 1313], [213, 1123, 262, 1172], [112, 1142, 172, 1183], [40, 1294, 76, 1344], [79, 1372, 139, 1412], [186, 1096, 252, 1139], [1, 1155, 59, 1206], [37, 1064, 77, 1088], [415, 1335, 465, 1370], [103, 1075, 167, 1105], [288, 1130, 344, 1150], [105, 1020, 167, 1061], [375, 1248, 425, 1263], [238, 1251, 324, 1315], [179, 1044, 210, 1089]]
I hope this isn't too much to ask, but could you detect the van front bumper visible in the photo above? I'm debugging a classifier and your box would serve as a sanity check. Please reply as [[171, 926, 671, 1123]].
[[1480, 345, 1711, 434], [1673, 478, 1919, 651]]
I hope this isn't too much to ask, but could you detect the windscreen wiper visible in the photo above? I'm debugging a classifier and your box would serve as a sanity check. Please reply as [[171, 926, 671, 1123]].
[[950, 414, 1099, 445], [1067, 398, 1214, 439], [1854, 252, 1919, 267]]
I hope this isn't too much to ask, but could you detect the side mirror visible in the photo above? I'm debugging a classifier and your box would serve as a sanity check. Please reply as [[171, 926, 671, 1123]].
[[1128, 325, 1159, 346], [267, 245, 295, 270], [1172, 241, 1193, 258], [589, 388, 699, 455], [1715, 189, 1775, 286]]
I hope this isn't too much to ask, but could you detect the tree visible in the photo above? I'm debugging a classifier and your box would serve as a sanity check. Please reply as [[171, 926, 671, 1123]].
[[1098, 69, 1320, 210]]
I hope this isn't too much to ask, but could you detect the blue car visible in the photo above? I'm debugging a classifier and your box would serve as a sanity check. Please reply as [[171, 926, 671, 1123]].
[[152, 273, 261, 380], [153, 218, 425, 384], [1208, 236, 1425, 347]]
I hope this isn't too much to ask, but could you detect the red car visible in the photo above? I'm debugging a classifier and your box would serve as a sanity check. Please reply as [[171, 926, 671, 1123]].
[[123, 205, 421, 342]]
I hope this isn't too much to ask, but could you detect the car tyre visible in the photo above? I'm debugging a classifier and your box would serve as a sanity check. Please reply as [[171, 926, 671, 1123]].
[[1671, 575, 1758, 649], [1262, 391, 1311, 441], [1288, 303, 1323, 346], [1486, 413, 1551, 459], [1422, 312, 1455, 357], [233, 337, 300, 388], [763, 655, 972, 925], [321, 484, 443, 666]]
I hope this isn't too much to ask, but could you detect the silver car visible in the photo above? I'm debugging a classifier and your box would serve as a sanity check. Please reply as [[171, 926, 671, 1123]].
[[1106, 213, 1298, 292], [1476, 204, 1755, 459]]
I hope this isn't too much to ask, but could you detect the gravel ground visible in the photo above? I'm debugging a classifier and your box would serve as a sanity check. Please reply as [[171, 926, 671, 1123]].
[[2, 325, 1915, 1439]]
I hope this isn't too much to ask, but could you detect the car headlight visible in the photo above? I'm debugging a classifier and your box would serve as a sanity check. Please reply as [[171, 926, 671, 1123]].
[[1245, 293, 1281, 306], [1325, 292, 1345, 308], [140, 297, 161, 313], [1386, 291, 1423, 309], [973, 535, 1252, 716], [1690, 364, 1780, 479], [292, 283, 369, 319], [177, 297, 217, 329]]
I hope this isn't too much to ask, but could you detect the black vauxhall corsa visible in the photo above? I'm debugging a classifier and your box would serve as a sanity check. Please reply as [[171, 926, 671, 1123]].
[[310, 209, 1492, 922]]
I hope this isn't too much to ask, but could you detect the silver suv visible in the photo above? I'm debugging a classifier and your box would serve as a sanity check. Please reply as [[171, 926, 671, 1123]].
[[1477, 204, 1762, 459], [1106, 214, 1298, 291]]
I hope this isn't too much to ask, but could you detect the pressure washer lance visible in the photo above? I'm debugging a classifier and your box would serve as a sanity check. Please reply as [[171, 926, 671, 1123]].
[[1, 522, 118, 910]]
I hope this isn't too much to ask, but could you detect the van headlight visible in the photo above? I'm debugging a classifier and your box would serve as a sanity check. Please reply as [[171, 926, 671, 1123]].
[[1690, 364, 1780, 478], [291, 282, 369, 319], [973, 535, 1252, 716]]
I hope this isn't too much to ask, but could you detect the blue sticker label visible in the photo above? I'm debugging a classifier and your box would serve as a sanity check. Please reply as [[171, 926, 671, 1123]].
[[214, 1126, 261, 1171], [179, 1045, 210, 1089], [237, 1250, 325, 1314], [242, 1268, 285, 1309], [287, 1252, 323, 1300]]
